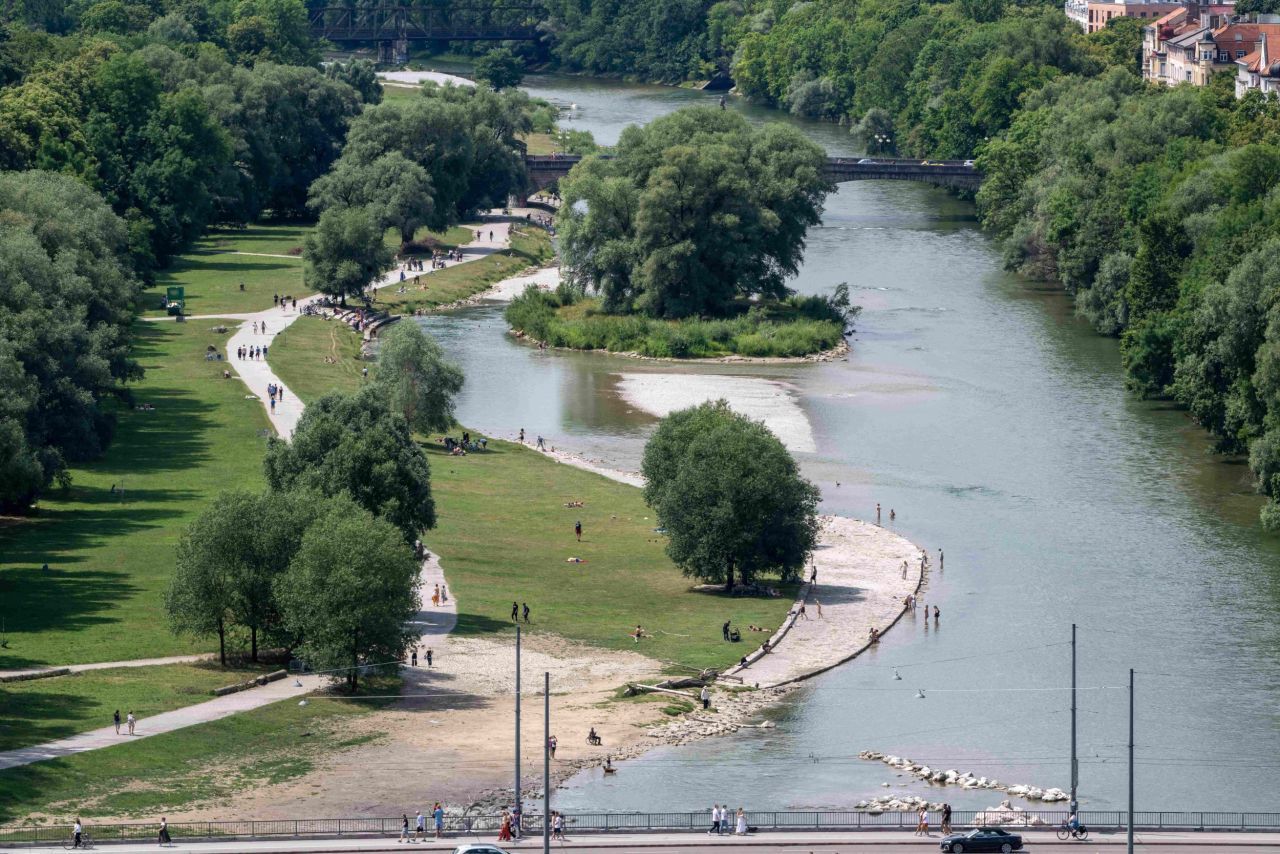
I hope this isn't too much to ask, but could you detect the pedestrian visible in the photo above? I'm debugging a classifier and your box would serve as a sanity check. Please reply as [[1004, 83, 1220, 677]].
[[511, 805, 522, 839], [815, 598, 824, 619], [252, 321, 258, 334], [278, 387, 284, 401], [890, 508, 896, 521], [261, 322, 267, 335], [411, 649, 418, 667], [263, 345, 268, 358], [575, 520, 582, 542], [415, 810, 426, 841], [72, 818, 83, 849], [158, 817, 171, 847], [552, 812, 564, 840], [432, 584, 440, 607], [799, 602, 808, 620], [497, 812, 512, 842], [426, 647, 433, 667], [511, 601, 519, 622], [876, 503, 881, 525], [915, 806, 929, 836], [522, 602, 530, 623], [735, 808, 747, 835], [362, 366, 369, 380], [810, 564, 817, 584], [114, 709, 121, 734], [127, 710, 136, 735], [549, 734, 557, 758], [941, 803, 952, 835], [441, 584, 448, 602], [433, 803, 444, 838], [708, 804, 720, 835], [536, 435, 545, 450], [700, 685, 710, 710], [273, 293, 279, 305], [270, 398, 276, 413], [400, 814, 409, 843], [722, 620, 731, 641], [933, 605, 940, 621], [939, 548, 944, 569], [519, 428, 525, 443]]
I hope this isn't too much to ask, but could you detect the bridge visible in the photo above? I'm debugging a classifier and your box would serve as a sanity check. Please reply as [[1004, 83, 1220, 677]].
[[309, 3, 541, 60], [525, 155, 983, 194]]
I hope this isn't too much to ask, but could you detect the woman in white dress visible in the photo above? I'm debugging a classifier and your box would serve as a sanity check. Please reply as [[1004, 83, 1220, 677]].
[[735, 808, 747, 835]]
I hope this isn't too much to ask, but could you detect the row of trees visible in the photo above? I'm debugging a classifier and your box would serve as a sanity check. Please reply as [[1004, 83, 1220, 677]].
[[642, 400, 819, 591], [167, 323, 463, 687], [302, 82, 535, 301], [558, 107, 831, 319]]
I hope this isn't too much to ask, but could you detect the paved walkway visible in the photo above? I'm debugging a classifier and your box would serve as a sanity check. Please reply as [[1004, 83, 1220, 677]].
[[229, 217, 512, 438], [0, 654, 211, 681], [14, 830, 1280, 852]]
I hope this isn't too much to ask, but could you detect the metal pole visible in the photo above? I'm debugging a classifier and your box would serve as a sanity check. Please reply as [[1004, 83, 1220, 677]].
[[544, 672, 551, 854], [1070, 623, 1078, 815], [516, 625, 522, 836], [1127, 667, 1134, 854]]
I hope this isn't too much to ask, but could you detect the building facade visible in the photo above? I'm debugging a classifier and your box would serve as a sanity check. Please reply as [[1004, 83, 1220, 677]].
[[1066, 0, 1184, 34], [1236, 33, 1280, 96]]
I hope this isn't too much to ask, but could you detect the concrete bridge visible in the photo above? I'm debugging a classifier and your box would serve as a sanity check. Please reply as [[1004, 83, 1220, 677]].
[[525, 155, 983, 194]]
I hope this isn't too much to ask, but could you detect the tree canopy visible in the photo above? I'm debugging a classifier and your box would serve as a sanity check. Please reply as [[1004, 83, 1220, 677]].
[[641, 400, 819, 590], [372, 321, 465, 435], [475, 46, 524, 91], [263, 386, 436, 541], [302, 205, 393, 301], [558, 107, 830, 319]]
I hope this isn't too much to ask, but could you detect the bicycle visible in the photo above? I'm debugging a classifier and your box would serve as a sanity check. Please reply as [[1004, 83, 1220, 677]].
[[1055, 822, 1089, 841], [61, 831, 94, 850]]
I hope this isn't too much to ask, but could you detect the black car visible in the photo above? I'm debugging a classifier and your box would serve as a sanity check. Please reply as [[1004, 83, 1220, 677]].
[[939, 827, 1024, 853]]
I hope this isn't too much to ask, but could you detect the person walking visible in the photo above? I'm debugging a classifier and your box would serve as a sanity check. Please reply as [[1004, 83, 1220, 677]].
[[876, 503, 881, 525], [708, 804, 720, 835], [113, 710, 121, 735], [939, 549, 944, 569], [426, 647, 433, 667], [411, 649, 418, 667], [717, 805, 727, 835], [574, 520, 582, 542], [548, 734, 558, 758], [497, 812, 512, 842], [415, 810, 426, 842], [815, 598, 824, 619], [941, 803, 952, 835], [915, 806, 929, 836], [700, 685, 710, 710], [511, 601, 519, 622], [127, 710, 136, 735], [433, 803, 444, 838], [400, 814, 409, 843], [933, 605, 940, 622], [72, 818, 83, 849], [735, 808, 747, 836], [552, 812, 564, 840], [158, 817, 171, 847], [522, 602, 530, 623]]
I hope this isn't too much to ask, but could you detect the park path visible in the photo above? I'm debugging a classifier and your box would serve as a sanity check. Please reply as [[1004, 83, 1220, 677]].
[[228, 216, 513, 438], [0, 654, 212, 681], [0, 222, 512, 772]]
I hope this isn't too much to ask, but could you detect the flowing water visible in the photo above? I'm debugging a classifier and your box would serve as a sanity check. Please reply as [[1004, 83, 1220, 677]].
[[418, 75, 1280, 811]]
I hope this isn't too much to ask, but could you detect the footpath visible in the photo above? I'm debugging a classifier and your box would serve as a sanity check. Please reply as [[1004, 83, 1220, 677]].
[[12, 830, 1280, 852], [0, 221, 511, 773]]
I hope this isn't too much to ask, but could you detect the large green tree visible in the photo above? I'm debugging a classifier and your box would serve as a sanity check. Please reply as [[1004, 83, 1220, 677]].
[[307, 152, 435, 245], [641, 400, 819, 591], [372, 321, 464, 434], [276, 497, 420, 692], [475, 47, 524, 91], [558, 107, 830, 318], [302, 205, 393, 302], [263, 386, 436, 541]]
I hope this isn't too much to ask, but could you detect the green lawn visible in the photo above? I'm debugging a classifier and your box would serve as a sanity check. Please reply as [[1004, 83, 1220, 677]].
[[0, 683, 394, 823], [0, 319, 272, 669], [387, 224, 475, 253], [423, 440, 794, 672], [268, 316, 366, 404], [0, 663, 275, 752], [372, 227, 552, 314], [198, 224, 310, 256]]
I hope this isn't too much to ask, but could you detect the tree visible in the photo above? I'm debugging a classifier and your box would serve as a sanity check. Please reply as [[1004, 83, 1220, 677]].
[[641, 400, 819, 591], [302, 205, 393, 303], [165, 490, 315, 662], [372, 321, 464, 434], [558, 107, 829, 318], [276, 497, 420, 692], [307, 152, 435, 245], [475, 47, 525, 91], [326, 59, 382, 104], [263, 386, 436, 541]]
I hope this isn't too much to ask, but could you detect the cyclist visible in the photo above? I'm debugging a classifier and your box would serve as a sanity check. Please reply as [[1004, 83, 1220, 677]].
[[72, 819, 84, 848], [1068, 812, 1087, 838]]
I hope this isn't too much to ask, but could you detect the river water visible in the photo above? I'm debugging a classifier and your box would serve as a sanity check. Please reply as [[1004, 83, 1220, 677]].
[[418, 75, 1280, 811]]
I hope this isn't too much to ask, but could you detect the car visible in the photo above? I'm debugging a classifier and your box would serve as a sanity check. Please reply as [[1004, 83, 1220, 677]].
[[921, 159, 944, 166], [453, 845, 512, 854], [857, 158, 879, 164], [963, 159, 976, 166], [939, 827, 1024, 853]]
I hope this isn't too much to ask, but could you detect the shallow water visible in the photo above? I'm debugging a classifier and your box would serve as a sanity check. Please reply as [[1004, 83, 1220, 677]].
[[419, 74, 1280, 811]]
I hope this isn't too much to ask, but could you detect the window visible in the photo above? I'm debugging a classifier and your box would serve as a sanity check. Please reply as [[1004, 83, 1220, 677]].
[[1187, 70, 1193, 79], [1219, 50, 1231, 62], [1237, 49, 1247, 58]]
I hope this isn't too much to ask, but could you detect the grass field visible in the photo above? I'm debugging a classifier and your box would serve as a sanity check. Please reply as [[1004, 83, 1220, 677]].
[[372, 228, 552, 314], [0, 681, 395, 823], [142, 224, 310, 318], [268, 317, 366, 404], [0, 663, 275, 752], [0, 319, 272, 669]]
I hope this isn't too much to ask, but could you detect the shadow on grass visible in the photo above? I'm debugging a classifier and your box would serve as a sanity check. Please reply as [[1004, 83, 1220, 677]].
[[451, 613, 524, 636], [0, 689, 110, 752], [0, 567, 141, 668]]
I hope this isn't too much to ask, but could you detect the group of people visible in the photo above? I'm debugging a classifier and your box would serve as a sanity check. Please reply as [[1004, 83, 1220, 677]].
[[511, 601, 531, 623], [111, 709, 136, 735], [913, 803, 953, 836], [707, 805, 749, 835], [399, 804, 446, 842], [272, 294, 297, 311], [236, 344, 267, 361], [442, 434, 486, 455], [408, 647, 433, 667], [265, 382, 284, 412], [431, 583, 448, 607]]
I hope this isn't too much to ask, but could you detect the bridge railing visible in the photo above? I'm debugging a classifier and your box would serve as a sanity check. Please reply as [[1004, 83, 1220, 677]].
[[6, 810, 1280, 845]]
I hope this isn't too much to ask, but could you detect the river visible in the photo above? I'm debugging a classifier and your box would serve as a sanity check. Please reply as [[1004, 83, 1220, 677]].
[[415, 74, 1280, 812]]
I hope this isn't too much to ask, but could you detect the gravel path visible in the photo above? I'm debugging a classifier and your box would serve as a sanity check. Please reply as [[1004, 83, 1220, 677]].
[[0, 654, 212, 680]]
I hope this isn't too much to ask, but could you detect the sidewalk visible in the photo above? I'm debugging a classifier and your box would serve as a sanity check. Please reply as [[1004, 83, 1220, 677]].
[[11, 830, 1280, 852]]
